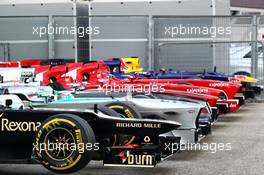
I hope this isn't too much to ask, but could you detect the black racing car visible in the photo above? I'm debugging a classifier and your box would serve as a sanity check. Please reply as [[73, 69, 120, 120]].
[[0, 97, 181, 173]]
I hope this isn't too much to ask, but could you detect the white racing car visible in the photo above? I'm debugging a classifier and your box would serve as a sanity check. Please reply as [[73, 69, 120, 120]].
[[0, 86, 212, 144], [0, 67, 212, 144]]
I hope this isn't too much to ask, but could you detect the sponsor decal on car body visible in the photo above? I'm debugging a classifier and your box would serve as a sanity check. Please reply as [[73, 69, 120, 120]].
[[209, 83, 230, 87], [187, 88, 209, 93], [0, 113, 41, 132], [117, 151, 154, 166], [116, 122, 161, 129]]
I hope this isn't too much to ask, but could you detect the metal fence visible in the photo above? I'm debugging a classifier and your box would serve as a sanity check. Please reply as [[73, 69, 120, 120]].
[[157, 41, 264, 85], [89, 15, 150, 68], [1, 15, 264, 84], [0, 16, 50, 61], [152, 16, 254, 70], [0, 42, 10, 61]]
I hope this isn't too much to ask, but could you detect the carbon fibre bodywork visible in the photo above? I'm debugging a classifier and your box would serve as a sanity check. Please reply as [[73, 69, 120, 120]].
[[0, 98, 181, 169]]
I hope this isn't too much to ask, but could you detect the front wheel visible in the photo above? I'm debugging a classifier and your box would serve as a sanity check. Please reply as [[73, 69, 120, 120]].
[[34, 114, 95, 174]]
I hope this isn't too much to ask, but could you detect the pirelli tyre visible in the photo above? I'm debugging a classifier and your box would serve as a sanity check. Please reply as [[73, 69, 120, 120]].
[[34, 114, 95, 174], [105, 102, 142, 120], [105, 102, 142, 146], [98, 106, 120, 117]]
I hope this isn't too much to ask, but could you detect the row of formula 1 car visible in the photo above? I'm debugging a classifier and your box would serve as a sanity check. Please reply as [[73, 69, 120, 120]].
[[0, 57, 262, 173]]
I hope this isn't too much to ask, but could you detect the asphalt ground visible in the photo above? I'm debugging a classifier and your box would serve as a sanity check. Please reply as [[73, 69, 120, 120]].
[[1, 103, 264, 175]]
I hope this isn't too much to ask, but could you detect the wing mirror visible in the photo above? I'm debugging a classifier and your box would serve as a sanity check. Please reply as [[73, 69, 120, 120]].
[[5, 99, 13, 108]]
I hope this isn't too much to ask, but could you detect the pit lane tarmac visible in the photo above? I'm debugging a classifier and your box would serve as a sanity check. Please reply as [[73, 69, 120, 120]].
[[1, 103, 264, 175]]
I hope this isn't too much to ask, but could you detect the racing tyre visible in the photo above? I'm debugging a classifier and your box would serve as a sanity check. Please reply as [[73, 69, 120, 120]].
[[98, 106, 120, 117], [34, 114, 95, 174], [105, 102, 141, 146], [105, 102, 141, 119]]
